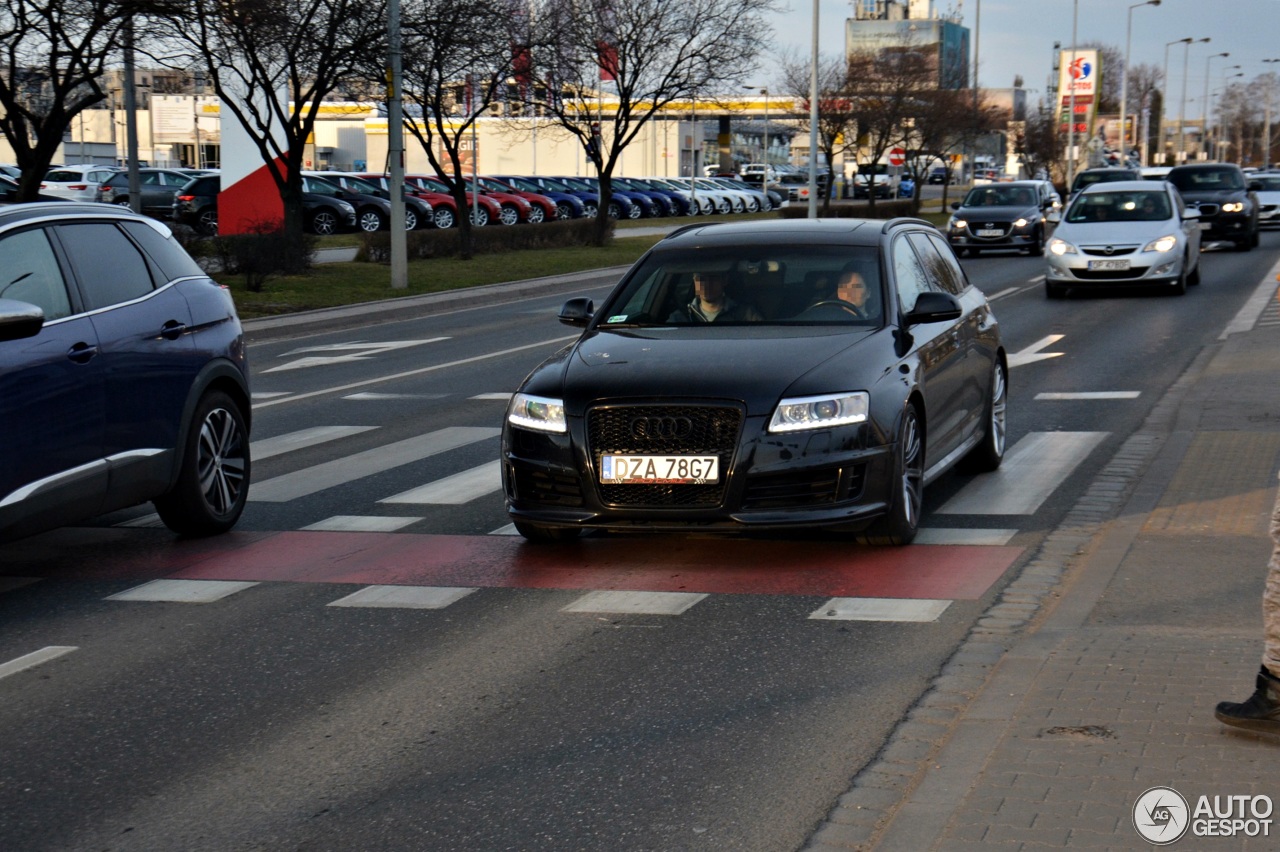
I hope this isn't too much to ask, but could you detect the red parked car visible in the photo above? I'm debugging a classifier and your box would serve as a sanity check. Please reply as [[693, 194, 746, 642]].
[[355, 173, 460, 229], [405, 174, 502, 227]]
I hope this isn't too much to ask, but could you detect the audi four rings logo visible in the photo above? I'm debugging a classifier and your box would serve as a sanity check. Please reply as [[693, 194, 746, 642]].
[[631, 416, 693, 439]]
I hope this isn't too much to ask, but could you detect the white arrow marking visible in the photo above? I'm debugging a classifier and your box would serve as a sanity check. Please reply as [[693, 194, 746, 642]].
[[265, 338, 449, 373], [1007, 334, 1065, 368]]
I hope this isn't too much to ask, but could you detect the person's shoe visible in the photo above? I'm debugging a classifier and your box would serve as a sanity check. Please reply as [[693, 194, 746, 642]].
[[1215, 666, 1280, 732]]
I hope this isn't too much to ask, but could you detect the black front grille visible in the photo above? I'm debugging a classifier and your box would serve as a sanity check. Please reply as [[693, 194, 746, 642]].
[[1071, 267, 1150, 280], [509, 462, 584, 507], [587, 404, 742, 508], [1081, 246, 1138, 257], [743, 464, 866, 509]]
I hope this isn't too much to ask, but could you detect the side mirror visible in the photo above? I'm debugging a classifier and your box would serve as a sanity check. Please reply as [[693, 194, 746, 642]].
[[1181, 207, 1201, 220], [1046, 210, 1062, 224], [950, 201, 961, 210], [558, 297, 594, 327], [0, 298, 45, 342], [903, 291, 962, 326]]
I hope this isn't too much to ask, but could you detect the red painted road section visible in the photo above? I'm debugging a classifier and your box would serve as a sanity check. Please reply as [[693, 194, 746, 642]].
[[2, 528, 1022, 600]]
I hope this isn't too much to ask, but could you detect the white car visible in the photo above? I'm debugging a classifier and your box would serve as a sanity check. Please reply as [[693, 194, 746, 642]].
[[1253, 173, 1280, 228], [40, 164, 121, 201], [1045, 180, 1202, 298]]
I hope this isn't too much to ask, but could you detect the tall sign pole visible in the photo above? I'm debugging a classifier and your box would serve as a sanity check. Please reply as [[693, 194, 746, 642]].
[[388, 0, 407, 289]]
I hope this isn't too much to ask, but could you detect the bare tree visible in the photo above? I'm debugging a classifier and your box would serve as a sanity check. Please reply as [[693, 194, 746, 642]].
[[395, 0, 522, 258], [528, 0, 775, 244], [0, 0, 135, 200], [904, 86, 1001, 211], [780, 50, 852, 212], [1018, 100, 1063, 184], [162, 0, 388, 235], [1125, 62, 1162, 160]]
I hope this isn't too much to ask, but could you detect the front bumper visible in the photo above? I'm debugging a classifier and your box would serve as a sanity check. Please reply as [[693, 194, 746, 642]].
[[1197, 212, 1254, 240], [1046, 246, 1186, 286]]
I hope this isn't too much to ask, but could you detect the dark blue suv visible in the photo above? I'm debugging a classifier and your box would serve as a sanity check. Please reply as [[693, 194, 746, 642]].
[[0, 203, 251, 542]]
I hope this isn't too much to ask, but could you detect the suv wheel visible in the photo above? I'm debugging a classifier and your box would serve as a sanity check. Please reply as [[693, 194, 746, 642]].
[[154, 390, 250, 536], [197, 208, 218, 236]]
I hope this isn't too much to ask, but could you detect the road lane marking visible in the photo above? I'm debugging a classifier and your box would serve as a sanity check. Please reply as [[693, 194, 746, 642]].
[[1007, 334, 1065, 368], [986, 287, 1021, 301], [938, 431, 1108, 515], [1034, 391, 1140, 400], [343, 392, 449, 401], [251, 335, 578, 409], [327, 585, 476, 609], [809, 598, 951, 622], [915, 528, 1018, 545], [107, 580, 259, 603], [380, 461, 502, 505], [252, 426, 378, 461], [248, 426, 500, 503], [0, 646, 77, 681], [265, 339, 449, 373], [471, 393, 513, 400], [562, 590, 708, 615], [301, 516, 422, 532]]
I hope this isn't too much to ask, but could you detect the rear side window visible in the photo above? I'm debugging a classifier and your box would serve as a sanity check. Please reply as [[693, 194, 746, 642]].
[[55, 222, 154, 310], [120, 221, 206, 280], [0, 227, 74, 320]]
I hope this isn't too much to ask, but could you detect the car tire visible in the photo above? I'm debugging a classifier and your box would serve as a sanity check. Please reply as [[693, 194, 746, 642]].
[[514, 521, 582, 544], [1188, 257, 1201, 285], [310, 209, 339, 235], [197, 208, 218, 236], [433, 206, 456, 229], [498, 204, 520, 226], [1250, 229, 1261, 248], [1170, 263, 1187, 296], [403, 208, 418, 230], [1024, 229, 1043, 256], [961, 361, 1007, 473], [859, 405, 923, 546], [555, 201, 575, 220], [1235, 236, 1252, 251], [359, 208, 385, 232], [526, 206, 546, 224], [153, 390, 250, 537]]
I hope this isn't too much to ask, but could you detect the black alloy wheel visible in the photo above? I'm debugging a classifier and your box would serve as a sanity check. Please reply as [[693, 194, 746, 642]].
[[860, 405, 924, 546], [154, 390, 250, 536]]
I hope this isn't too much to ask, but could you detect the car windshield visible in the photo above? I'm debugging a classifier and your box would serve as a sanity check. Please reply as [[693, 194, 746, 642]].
[[963, 186, 1037, 207], [1254, 176, 1280, 191], [597, 245, 884, 327], [1066, 190, 1171, 223], [1168, 167, 1245, 192]]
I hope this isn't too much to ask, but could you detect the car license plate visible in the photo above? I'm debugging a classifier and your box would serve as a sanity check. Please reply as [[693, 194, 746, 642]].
[[1087, 259, 1130, 271], [600, 455, 719, 484], [976, 229, 1003, 237]]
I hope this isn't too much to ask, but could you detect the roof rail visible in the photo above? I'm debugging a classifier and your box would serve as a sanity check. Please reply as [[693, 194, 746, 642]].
[[880, 217, 936, 233], [661, 221, 719, 240]]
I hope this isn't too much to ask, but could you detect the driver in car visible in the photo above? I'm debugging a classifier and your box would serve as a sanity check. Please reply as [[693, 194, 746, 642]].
[[667, 271, 762, 323], [801, 262, 879, 320]]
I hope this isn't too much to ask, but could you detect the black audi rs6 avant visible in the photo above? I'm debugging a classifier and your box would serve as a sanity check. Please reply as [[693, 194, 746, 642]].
[[501, 218, 1007, 544]]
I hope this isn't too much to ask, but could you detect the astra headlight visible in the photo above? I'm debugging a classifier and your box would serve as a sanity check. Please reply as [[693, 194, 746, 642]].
[[1049, 238, 1077, 255], [1143, 234, 1178, 253], [507, 393, 567, 433], [1222, 201, 1245, 213], [768, 392, 869, 433]]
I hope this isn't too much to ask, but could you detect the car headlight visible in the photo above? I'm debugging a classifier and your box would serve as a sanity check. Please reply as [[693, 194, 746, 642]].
[[1222, 201, 1244, 213], [1013, 217, 1029, 229], [507, 393, 567, 433], [950, 218, 967, 230], [768, 392, 869, 434], [1049, 238, 1077, 255], [1143, 234, 1178, 253]]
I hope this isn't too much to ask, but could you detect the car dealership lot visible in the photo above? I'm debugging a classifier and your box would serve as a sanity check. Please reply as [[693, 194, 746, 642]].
[[2, 229, 1278, 850]]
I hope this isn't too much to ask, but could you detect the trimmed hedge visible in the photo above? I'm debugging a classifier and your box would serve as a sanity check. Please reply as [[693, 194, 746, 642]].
[[778, 200, 918, 219], [358, 218, 611, 263]]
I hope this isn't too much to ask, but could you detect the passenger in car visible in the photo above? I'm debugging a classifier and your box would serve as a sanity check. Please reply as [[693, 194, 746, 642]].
[[667, 271, 762, 323]]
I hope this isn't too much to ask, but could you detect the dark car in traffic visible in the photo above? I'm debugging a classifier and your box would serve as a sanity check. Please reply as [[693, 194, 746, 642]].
[[1166, 162, 1260, 251], [0, 203, 251, 542], [501, 218, 1007, 544], [946, 180, 1058, 256]]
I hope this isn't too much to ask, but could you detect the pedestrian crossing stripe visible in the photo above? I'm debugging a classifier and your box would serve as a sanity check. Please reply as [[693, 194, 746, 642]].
[[327, 585, 476, 609], [809, 598, 950, 622], [107, 579, 259, 603], [301, 516, 422, 532], [561, 590, 708, 615]]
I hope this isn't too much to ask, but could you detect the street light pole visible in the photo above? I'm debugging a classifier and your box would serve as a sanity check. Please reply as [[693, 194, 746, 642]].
[[1201, 53, 1229, 162], [1177, 38, 1210, 163], [1160, 38, 1193, 166], [807, 0, 818, 217], [745, 85, 769, 196], [1121, 1, 1161, 159], [1066, 0, 1078, 190], [1264, 59, 1280, 168]]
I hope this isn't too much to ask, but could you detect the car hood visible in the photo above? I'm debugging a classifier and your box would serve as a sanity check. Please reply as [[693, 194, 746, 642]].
[[1053, 221, 1169, 244], [953, 204, 1038, 220], [1255, 190, 1280, 204], [558, 328, 872, 415]]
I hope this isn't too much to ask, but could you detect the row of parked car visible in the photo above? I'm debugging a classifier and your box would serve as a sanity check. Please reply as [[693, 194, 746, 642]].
[[5, 163, 781, 236]]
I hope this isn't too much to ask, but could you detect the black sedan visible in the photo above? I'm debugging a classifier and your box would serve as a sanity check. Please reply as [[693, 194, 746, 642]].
[[501, 218, 1007, 544], [946, 181, 1057, 256], [1166, 162, 1260, 251]]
